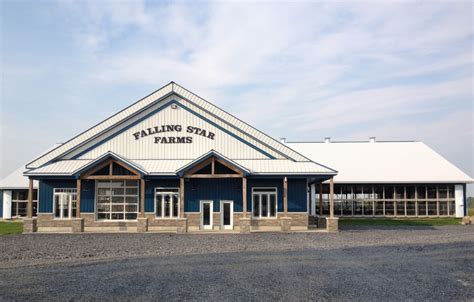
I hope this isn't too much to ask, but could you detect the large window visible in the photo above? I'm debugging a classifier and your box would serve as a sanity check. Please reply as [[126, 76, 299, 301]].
[[11, 190, 38, 217], [97, 180, 138, 220], [252, 188, 277, 218], [54, 188, 77, 219], [313, 184, 457, 217], [155, 188, 179, 218]]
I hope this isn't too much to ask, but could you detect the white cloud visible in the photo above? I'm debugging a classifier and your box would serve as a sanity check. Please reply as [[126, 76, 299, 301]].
[[1, 1, 473, 190]]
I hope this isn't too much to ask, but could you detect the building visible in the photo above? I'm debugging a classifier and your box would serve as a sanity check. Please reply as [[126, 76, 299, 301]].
[[1, 82, 472, 233], [17, 82, 338, 233], [0, 167, 38, 219], [287, 139, 472, 219]]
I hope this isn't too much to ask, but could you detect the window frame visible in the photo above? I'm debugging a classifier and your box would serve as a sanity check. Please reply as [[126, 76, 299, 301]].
[[95, 180, 139, 221], [154, 187, 180, 219], [251, 187, 278, 219], [53, 188, 77, 219]]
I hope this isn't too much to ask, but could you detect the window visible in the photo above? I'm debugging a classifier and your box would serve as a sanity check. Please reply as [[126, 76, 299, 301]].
[[54, 188, 77, 219], [155, 188, 179, 218], [418, 200, 427, 216], [97, 180, 138, 220], [11, 189, 38, 217], [252, 188, 277, 218]]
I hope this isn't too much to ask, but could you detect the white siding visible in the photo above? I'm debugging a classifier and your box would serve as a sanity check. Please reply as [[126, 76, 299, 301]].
[[74, 103, 271, 160], [27, 83, 310, 168]]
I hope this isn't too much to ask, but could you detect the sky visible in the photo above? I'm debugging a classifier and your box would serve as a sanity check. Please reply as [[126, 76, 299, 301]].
[[1, 0, 473, 194]]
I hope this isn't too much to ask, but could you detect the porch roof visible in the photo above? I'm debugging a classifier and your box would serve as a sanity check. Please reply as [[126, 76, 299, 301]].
[[23, 158, 336, 177]]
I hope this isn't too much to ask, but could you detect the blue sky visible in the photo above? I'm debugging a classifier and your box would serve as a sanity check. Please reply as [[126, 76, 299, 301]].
[[1, 1, 473, 193]]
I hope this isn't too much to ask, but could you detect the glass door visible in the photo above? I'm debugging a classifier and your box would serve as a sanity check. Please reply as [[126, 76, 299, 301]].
[[200, 200, 213, 230], [220, 200, 233, 230]]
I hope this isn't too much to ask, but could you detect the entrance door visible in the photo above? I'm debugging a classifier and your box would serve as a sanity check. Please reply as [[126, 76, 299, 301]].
[[200, 200, 213, 230], [220, 200, 233, 230]]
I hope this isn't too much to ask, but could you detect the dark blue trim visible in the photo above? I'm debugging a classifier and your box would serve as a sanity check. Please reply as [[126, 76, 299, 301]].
[[70, 100, 275, 160]]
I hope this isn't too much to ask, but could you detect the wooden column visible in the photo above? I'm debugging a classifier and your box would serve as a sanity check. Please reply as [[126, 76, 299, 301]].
[[27, 178, 33, 218], [180, 177, 185, 218], [140, 179, 145, 217], [283, 177, 288, 216], [242, 177, 247, 218], [329, 177, 334, 218], [319, 183, 323, 216], [76, 179, 81, 217]]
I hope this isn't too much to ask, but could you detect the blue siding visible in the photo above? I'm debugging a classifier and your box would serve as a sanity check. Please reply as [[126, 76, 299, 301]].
[[38, 180, 76, 213], [0, 190, 3, 217], [288, 179, 308, 212], [185, 178, 242, 212], [144, 179, 180, 213], [247, 178, 308, 213], [247, 178, 284, 212], [81, 180, 95, 213]]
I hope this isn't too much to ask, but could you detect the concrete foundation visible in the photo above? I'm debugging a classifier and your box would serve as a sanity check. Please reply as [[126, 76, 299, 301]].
[[280, 217, 292, 232], [240, 217, 251, 234], [71, 218, 84, 233], [23, 218, 37, 233], [326, 217, 339, 232], [176, 218, 188, 233], [137, 217, 148, 232]]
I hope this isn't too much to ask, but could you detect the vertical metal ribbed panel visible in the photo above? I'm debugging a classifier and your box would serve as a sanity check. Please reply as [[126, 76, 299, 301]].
[[28, 83, 310, 169], [76, 103, 271, 160]]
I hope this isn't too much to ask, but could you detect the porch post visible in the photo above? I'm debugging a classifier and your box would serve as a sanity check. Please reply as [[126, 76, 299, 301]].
[[76, 179, 81, 217], [137, 178, 148, 232], [23, 178, 37, 233], [329, 177, 334, 218], [27, 178, 33, 218], [326, 176, 339, 232], [72, 178, 84, 232], [280, 177, 292, 232], [240, 177, 250, 233]]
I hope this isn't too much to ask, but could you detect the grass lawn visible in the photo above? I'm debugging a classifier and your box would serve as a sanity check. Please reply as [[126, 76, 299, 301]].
[[340, 217, 462, 226], [0, 221, 23, 235]]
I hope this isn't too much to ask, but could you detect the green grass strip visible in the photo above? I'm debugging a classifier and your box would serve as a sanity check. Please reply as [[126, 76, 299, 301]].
[[0, 221, 23, 235]]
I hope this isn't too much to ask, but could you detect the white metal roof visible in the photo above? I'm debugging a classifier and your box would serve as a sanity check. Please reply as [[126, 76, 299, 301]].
[[0, 167, 38, 189], [24, 158, 335, 176], [26, 82, 310, 169], [287, 141, 473, 183]]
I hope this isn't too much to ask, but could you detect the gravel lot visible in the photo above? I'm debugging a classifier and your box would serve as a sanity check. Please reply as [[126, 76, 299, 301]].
[[0, 225, 473, 301]]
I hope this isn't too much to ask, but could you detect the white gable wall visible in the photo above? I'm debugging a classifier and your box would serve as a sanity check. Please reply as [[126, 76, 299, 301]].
[[63, 95, 278, 160]]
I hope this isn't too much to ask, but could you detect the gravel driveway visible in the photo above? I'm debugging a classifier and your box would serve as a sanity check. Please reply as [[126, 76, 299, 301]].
[[0, 226, 473, 301]]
